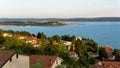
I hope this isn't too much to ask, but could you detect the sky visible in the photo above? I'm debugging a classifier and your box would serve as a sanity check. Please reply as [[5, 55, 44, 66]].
[[0, 0, 120, 18]]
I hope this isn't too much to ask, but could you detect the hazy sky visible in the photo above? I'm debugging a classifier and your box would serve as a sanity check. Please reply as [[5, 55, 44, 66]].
[[0, 0, 120, 18]]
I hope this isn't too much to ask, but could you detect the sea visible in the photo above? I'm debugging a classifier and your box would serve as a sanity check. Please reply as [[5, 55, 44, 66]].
[[1, 21, 120, 49]]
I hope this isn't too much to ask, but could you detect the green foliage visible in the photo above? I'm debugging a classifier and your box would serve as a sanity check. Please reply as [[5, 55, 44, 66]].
[[52, 35, 61, 43], [61, 35, 76, 41], [49, 35, 61, 44], [66, 64, 80, 68], [84, 38, 98, 52], [3, 36, 34, 54], [113, 49, 120, 61], [43, 44, 67, 55], [31, 62, 43, 68], [74, 39, 86, 55], [32, 34, 36, 37], [56, 65, 64, 68], [98, 47, 108, 60], [87, 56, 96, 64], [49, 38, 54, 45], [0, 34, 5, 46], [113, 49, 120, 55], [7, 30, 15, 34], [0, 30, 100, 67], [78, 53, 95, 68], [15, 31, 31, 36], [115, 53, 120, 61], [37, 32, 46, 39], [58, 52, 70, 64]]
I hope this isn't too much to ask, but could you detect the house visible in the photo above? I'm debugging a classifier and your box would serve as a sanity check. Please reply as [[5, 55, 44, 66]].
[[25, 36, 37, 44], [2, 33, 12, 37], [14, 34, 26, 40], [88, 52, 99, 57], [103, 46, 114, 60], [61, 40, 72, 51], [32, 42, 42, 47], [75, 37, 82, 40], [29, 55, 63, 68], [68, 51, 79, 60], [18, 36, 26, 40], [0, 51, 63, 68], [0, 51, 30, 68]]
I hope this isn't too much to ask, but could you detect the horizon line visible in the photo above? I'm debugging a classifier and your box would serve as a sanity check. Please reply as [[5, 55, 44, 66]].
[[0, 17, 120, 19]]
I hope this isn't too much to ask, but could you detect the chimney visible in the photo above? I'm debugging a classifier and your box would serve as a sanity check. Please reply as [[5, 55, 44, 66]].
[[49, 58, 52, 66], [16, 53, 18, 59]]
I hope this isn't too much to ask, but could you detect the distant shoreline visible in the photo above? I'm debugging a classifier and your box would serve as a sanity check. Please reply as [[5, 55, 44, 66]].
[[0, 21, 71, 27], [1, 17, 120, 22]]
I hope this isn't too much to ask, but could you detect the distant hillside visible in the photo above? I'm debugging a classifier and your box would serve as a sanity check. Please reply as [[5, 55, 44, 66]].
[[0, 17, 120, 22]]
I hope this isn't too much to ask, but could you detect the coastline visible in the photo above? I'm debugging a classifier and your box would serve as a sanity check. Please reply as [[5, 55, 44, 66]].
[[0, 22, 74, 27]]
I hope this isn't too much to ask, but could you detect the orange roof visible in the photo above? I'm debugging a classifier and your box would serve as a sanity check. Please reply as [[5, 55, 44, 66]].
[[102, 60, 120, 68], [26, 36, 37, 41], [29, 55, 57, 68], [104, 46, 113, 57], [0, 51, 15, 67]]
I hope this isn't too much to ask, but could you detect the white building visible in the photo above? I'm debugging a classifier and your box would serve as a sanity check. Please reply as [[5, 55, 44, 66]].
[[0, 51, 63, 68]]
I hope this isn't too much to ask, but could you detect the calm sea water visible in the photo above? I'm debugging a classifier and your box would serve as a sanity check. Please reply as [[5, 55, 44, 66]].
[[1, 22, 120, 49]]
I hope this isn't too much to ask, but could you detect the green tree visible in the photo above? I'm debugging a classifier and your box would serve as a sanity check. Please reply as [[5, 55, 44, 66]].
[[85, 39, 98, 52], [16, 31, 31, 36], [61, 35, 76, 41], [115, 53, 120, 61], [52, 35, 61, 43], [3, 36, 34, 54], [32, 34, 36, 37], [74, 39, 86, 55], [0, 34, 5, 46], [56, 44, 67, 52], [37, 32, 46, 39], [98, 47, 108, 60], [43, 44, 66, 55], [113, 49, 120, 55], [78, 53, 94, 68], [31, 62, 43, 68], [113, 49, 120, 61]]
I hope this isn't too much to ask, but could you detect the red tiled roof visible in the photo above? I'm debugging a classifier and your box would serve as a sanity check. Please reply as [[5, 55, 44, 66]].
[[104, 46, 113, 57], [29, 55, 57, 68], [102, 60, 120, 68], [26, 36, 37, 41], [0, 51, 15, 67]]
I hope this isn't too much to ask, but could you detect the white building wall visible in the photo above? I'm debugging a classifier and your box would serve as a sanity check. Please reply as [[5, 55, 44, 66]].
[[3, 54, 29, 68], [51, 57, 62, 68]]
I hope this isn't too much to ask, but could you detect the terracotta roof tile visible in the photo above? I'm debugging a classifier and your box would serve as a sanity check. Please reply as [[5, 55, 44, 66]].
[[26, 36, 37, 41], [102, 60, 120, 68], [29, 55, 57, 68], [0, 51, 15, 67], [103, 46, 113, 57]]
